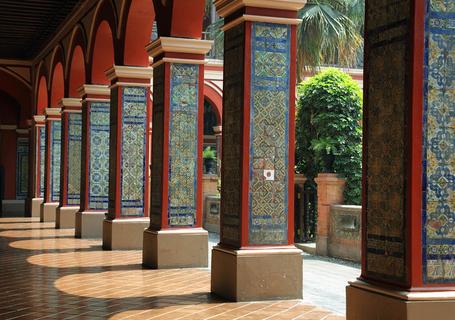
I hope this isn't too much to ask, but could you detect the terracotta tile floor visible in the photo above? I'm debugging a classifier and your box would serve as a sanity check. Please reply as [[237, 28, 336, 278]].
[[0, 217, 345, 320]]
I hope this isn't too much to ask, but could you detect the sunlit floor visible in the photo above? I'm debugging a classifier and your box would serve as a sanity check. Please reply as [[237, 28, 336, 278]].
[[0, 217, 345, 320]]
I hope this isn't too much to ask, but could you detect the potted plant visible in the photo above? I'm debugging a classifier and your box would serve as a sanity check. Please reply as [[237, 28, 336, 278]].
[[203, 146, 216, 174]]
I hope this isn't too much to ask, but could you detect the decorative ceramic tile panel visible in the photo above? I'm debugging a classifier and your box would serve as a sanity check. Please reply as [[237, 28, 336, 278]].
[[423, 0, 455, 283], [168, 64, 199, 227], [16, 137, 29, 200], [120, 87, 147, 216], [220, 23, 244, 246], [248, 22, 290, 245], [150, 65, 165, 227], [364, 0, 411, 283], [67, 113, 82, 205], [39, 127, 45, 198], [88, 102, 110, 210], [50, 121, 61, 202]]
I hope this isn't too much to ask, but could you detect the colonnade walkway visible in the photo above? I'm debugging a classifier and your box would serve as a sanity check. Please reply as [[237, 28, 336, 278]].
[[0, 217, 348, 320]]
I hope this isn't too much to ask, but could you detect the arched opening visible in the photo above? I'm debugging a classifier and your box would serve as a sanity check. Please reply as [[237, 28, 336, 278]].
[[91, 21, 115, 84], [68, 46, 86, 97], [202, 98, 220, 175], [123, 0, 155, 66], [50, 63, 65, 107], [36, 76, 48, 115]]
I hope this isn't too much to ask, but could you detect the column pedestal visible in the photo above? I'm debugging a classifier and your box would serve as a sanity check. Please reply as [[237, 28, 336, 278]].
[[143, 228, 208, 268], [212, 246, 302, 301], [347, 281, 455, 320], [40, 202, 58, 222], [103, 219, 150, 250], [75, 211, 105, 238], [31, 198, 43, 217], [56, 206, 79, 229]]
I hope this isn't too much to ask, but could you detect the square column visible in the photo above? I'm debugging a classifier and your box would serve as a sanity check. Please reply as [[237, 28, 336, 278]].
[[29, 116, 45, 217], [102, 66, 153, 250], [75, 85, 110, 238], [40, 108, 61, 222], [347, 1, 455, 319], [211, 0, 305, 301], [15, 128, 30, 216], [56, 98, 82, 229], [142, 37, 213, 269]]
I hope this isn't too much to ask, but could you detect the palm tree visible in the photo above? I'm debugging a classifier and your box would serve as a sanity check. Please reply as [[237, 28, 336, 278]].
[[297, 0, 364, 81]]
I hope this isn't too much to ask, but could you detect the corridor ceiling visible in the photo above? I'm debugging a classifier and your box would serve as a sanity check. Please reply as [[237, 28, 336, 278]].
[[0, 0, 82, 60]]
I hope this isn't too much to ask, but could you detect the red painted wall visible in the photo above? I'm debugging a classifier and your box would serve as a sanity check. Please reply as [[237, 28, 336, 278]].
[[0, 130, 17, 200]]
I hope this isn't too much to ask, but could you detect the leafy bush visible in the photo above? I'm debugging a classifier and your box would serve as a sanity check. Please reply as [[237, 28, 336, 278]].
[[296, 68, 362, 204]]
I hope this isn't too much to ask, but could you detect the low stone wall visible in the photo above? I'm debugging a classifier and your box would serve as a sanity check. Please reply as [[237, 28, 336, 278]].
[[328, 205, 361, 262]]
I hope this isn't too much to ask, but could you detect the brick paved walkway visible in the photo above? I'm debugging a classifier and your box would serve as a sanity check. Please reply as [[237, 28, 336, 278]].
[[0, 217, 346, 319]]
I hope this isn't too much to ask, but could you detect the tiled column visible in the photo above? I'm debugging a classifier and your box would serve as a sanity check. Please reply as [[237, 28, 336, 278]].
[[15, 128, 30, 202], [40, 108, 61, 222], [56, 98, 82, 229], [347, 2, 455, 319], [142, 37, 213, 268], [211, 0, 305, 301], [102, 66, 153, 250], [75, 85, 110, 238], [29, 116, 45, 217]]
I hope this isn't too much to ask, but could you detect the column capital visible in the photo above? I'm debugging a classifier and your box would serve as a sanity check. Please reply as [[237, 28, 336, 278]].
[[58, 98, 82, 113], [215, 0, 305, 31], [146, 37, 213, 68], [33, 115, 46, 125], [45, 107, 62, 120], [215, 0, 306, 16], [105, 65, 153, 88], [77, 84, 110, 101]]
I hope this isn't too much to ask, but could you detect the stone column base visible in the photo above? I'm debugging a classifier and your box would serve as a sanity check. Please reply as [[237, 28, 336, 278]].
[[75, 211, 106, 238], [31, 198, 43, 218], [211, 246, 303, 302], [56, 206, 79, 229], [143, 228, 208, 268], [40, 202, 59, 222], [103, 218, 149, 250], [347, 281, 455, 320]]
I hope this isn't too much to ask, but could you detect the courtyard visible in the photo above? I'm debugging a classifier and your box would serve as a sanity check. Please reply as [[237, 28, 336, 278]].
[[0, 217, 357, 319]]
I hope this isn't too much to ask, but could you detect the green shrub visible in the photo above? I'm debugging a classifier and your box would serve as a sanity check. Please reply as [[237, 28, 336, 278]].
[[296, 68, 362, 204], [203, 146, 216, 160]]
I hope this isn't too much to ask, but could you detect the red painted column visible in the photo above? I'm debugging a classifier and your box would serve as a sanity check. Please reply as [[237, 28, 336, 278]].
[[346, 1, 455, 319], [29, 116, 45, 217], [142, 37, 213, 268], [211, 0, 305, 301], [40, 108, 61, 222], [56, 98, 82, 229], [75, 85, 111, 239], [102, 66, 153, 250]]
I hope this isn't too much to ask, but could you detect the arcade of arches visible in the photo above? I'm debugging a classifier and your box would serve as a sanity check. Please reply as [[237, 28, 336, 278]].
[[0, 0, 453, 319]]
